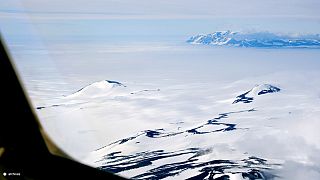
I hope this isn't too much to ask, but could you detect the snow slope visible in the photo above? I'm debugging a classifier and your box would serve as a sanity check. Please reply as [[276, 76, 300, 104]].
[[233, 84, 281, 104], [21, 43, 320, 180], [66, 80, 126, 99], [34, 74, 320, 179]]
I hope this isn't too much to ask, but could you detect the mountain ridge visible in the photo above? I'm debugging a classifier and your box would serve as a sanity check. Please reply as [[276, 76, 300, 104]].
[[187, 31, 320, 48]]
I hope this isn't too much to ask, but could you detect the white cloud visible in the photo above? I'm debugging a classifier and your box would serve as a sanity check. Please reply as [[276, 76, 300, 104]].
[[276, 161, 320, 180]]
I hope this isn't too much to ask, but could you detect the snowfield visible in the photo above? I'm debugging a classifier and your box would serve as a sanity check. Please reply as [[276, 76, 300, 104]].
[[11, 38, 320, 179]]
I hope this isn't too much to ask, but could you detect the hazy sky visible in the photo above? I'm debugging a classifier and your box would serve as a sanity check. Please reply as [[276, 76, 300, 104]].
[[1, 0, 320, 19], [1, 0, 320, 43]]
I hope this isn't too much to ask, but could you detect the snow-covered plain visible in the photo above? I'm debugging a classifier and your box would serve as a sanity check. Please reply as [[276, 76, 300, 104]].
[[9, 37, 320, 179]]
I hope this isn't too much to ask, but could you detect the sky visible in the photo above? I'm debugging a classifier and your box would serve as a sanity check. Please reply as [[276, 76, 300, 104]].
[[1, 0, 320, 42], [1, 0, 320, 19]]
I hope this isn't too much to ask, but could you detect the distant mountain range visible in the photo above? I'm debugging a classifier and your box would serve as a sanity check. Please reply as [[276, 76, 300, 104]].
[[187, 31, 320, 48]]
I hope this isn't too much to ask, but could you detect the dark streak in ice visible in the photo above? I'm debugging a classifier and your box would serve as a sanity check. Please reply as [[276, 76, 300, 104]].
[[98, 148, 278, 180]]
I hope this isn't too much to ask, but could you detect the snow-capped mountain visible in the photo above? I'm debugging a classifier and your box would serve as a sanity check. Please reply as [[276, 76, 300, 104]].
[[187, 31, 320, 48], [66, 80, 126, 98], [233, 84, 281, 104]]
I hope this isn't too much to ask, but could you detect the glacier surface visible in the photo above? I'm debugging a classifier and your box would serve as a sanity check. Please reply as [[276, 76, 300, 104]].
[[12, 41, 320, 180]]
